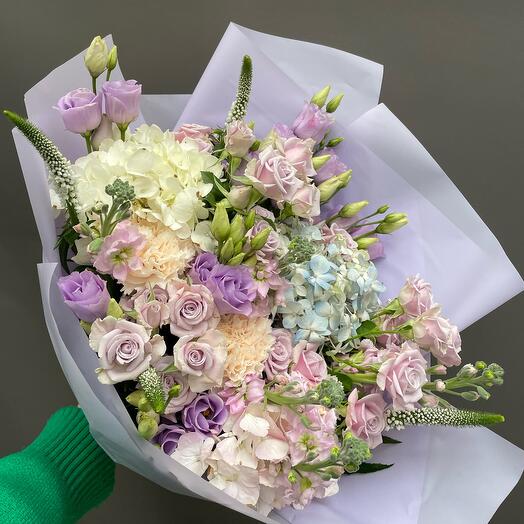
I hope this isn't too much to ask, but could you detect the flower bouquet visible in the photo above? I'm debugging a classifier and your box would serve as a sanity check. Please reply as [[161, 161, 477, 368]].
[[7, 24, 524, 524]]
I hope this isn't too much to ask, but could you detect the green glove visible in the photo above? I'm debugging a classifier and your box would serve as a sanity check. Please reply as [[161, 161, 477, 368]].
[[0, 406, 115, 523]]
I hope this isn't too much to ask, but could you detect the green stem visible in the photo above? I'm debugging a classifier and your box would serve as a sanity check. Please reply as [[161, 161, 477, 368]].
[[83, 132, 93, 153], [106, 69, 112, 81], [119, 124, 127, 141], [92, 76, 97, 94]]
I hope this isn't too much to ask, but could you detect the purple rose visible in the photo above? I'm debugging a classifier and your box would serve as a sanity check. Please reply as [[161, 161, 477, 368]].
[[314, 148, 348, 184], [292, 102, 335, 142], [153, 422, 186, 455], [102, 79, 141, 126], [190, 253, 256, 316], [58, 270, 110, 323], [182, 393, 227, 436], [55, 88, 102, 135]]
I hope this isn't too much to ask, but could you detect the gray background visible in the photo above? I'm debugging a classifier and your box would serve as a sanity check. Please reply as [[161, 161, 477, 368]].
[[0, 0, 522, 522]]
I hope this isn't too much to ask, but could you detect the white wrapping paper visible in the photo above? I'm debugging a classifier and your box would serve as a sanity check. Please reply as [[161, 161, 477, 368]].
[[10, 24, 524, 524]]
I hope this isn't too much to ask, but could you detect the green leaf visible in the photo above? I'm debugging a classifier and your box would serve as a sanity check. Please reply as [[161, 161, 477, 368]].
[[356, 320, 379, 337], [382, 435, 402, 444], [331, 371, 353, 392], [107, 298, 124, 319], [201, 170, 230, 205], [353, 462, 393, 474]]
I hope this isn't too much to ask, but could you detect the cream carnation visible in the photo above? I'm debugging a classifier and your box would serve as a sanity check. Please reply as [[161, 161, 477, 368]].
[[122, 218, 196, 291], [70, 124, 223, 238], [218, 315, 274, 384]]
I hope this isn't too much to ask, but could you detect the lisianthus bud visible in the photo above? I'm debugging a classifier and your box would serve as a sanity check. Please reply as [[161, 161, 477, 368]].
[[137, 414, 158, 440], [106, 46, 118, 75], [228, 185, 252, 209], [211, 202, 230, 241], [312, 154, 331, 170], [318, 170, 352, 203], [310, 85, 331, 107], [376, 217, 408, 234], [220, 237, 235, 262], [126, 390, 146, 407], [244, 209, 256, 230], [384, 212, 407, 223], [229, 214, 245, 244], [357, 237, 379, 249], [326, 137, 344, 147], [84, 36, 109, 78], [228, 252, 246, 265], [338, 200, 369, 218], [250, 226, 271, 251], [377, 205, 390, 214], [326, 93, 344, 113]]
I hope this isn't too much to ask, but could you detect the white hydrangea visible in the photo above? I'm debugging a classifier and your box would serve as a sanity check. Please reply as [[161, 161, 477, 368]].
[[68, 124, 223, 239]]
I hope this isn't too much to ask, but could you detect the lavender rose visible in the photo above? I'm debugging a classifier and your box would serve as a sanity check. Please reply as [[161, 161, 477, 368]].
[[190, 253, 256, 316], [182, 393, 228, 435], [131, 286, 170, 329], [58, 270, 110, 323], [173, 330, 227, 392], [153, 421, 186, 455], [89, 317, 165, 384], [102, 79, 141, 125], [292, 102, 335, 142], [155, 357, 196, 414], [55, 88, 102, 134], [412, 306, 462, 367], [244, 146, 302, 203], [224, 120, 256, 157], [346, 389, 386, 449], [399, 275, 434, 317], [377, 341, 428, 410], [167, 280, 219, 337], [265, 329, 294, 379]]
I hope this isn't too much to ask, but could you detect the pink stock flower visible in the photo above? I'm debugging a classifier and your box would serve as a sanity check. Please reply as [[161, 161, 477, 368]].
[[93, 221, 146, 283], [412, 306, 462, 367], [377, 341, 428, 410], [399, 275, 434, 317], [346, 389, 386, 449]]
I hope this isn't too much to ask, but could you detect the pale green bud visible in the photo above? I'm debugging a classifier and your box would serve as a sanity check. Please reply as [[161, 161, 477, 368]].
[[384, 212, 407, 223], [326, 93, 344, 113], [476, 386, 491, 400], [228, 186, 252, 209], [310, 85, 331, 107], [84, 36, 109, 78], [228, 252, 246, 266], [312, 154, 331, 170], [137, 415, 158, 440], [234, 240, 244, 255], [461, 391, 480, 401], [318, 170, 352, 203], [376, 217, 408, 234], [250, 226, 271, 251], [326, 137, 344, 147], [244, 254, 258, 267], [356, 237, 379, 250], [126, 389, 146, 408], [220, 237, 235, 262], [138, 397, 152, 412], [211, 202, 230, 242], [475, 361, 487, 370], [457, 363, 478, 378], [107, 46, 118, 72], [244, 209, 256, 230], [338, 200, 368, 218], [88, 237, 104, 254], [229, 214, 245, 244], [250, 139, 261, 151], [287, 470, 298, 484], [376, 204, 390, 214]]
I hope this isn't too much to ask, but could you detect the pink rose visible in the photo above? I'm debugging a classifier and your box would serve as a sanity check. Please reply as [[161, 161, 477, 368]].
[[346, 389, 386, 449], [377, 341, 428, 410], [281, 136, 316, 180], [265, 329, 294, 379], [399, 275, 434, 317], [224, 120, 256, 157], [89, 317, 166, 384], [292, 102, 335, 142], [155, 356, 196, 414], [132, 286, 170, 329], [291, 183, 321, 218], [173, 330, 227, 392], [244, 146, 302, 203], [292, 343, 327, 385], [174, 123, 213, 152], [412, 306, 461, 367], [168, 281, 219, 337]]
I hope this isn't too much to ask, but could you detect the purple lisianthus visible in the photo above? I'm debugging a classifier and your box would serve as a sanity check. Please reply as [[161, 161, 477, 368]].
[[314, 148, 348, 184], [55, 88, 102, 135], [182, 393, 227, 436], [58, 270, 110, 323], [273, 123, 295, 139], [190, 253, 256, 316], [153, 421, 186, 455], [292, 102, 335, 142], [102, 79, 141, 126]]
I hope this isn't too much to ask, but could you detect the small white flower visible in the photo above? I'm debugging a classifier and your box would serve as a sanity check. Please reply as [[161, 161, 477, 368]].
[[171, 432, 214, 476]]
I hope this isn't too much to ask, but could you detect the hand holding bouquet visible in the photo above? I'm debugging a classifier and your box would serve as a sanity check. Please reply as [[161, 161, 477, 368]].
[[6, 28, 523, 523]]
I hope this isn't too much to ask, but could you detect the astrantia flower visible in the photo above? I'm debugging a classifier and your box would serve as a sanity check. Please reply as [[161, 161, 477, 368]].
[[218, 315, 274, 384]]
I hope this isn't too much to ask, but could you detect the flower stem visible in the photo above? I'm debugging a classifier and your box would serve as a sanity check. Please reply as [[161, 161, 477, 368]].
[[83, 132, 93, 154], [92, 76, 97, 94]]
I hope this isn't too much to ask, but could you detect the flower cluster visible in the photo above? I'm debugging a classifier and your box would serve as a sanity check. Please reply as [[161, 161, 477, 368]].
[[8, 37, 506, 517]]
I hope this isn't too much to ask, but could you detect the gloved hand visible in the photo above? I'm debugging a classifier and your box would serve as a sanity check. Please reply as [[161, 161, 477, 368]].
[[0, 406, 115, 523]]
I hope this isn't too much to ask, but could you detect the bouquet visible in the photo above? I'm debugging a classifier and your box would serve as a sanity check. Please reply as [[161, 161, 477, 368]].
[[7, 26, 524, 523]]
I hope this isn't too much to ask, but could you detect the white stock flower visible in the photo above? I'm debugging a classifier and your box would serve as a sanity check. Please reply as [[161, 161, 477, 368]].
[[171, 432, 214, 476]]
